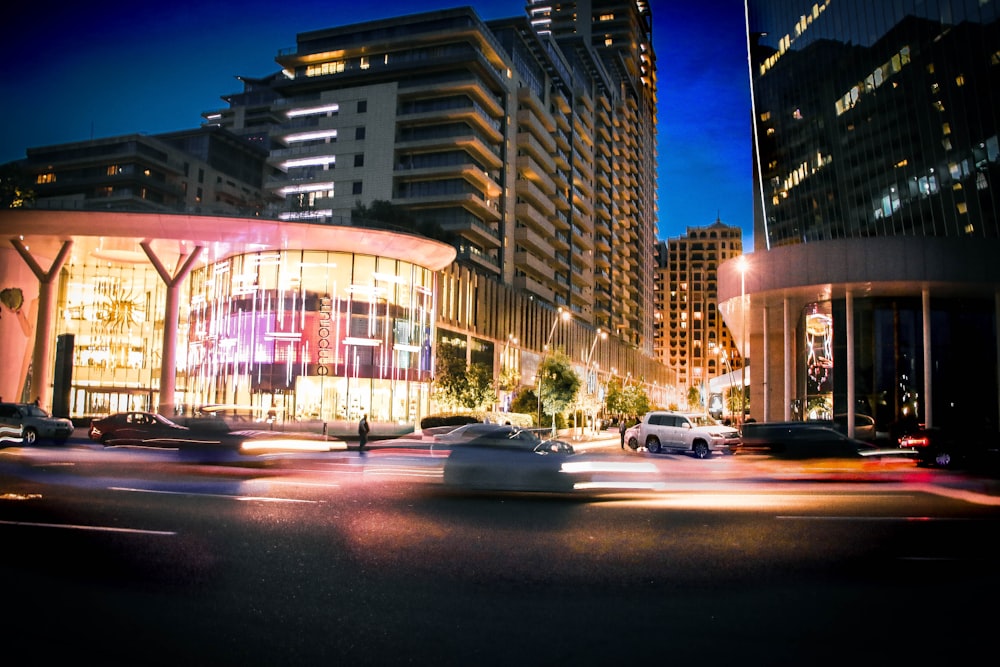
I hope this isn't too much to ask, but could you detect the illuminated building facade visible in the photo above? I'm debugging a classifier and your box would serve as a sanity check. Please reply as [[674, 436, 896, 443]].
[[719, 0, 1000, 434], [205, 3, 669, 406], [1, 3, 673, 423]]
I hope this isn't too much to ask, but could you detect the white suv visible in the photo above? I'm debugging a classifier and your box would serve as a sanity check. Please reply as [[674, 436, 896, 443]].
[[637, 411, 740, 459]]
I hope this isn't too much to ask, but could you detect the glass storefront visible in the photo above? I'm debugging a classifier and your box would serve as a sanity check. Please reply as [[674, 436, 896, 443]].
[[184, 250, 436, 427], [56, 258, 167, 416], [51, 248, 437, 429]]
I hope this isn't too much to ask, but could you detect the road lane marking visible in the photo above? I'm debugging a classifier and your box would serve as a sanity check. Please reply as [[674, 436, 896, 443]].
[[109, 486, 319, 503], [0, 519, 175, 535]]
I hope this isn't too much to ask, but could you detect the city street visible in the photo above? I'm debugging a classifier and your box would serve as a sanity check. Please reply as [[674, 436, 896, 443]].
[[2, 433, 999, 666]]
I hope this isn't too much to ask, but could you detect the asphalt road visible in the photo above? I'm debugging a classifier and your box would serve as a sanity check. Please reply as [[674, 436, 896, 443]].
[[2, 437, 999, 666]]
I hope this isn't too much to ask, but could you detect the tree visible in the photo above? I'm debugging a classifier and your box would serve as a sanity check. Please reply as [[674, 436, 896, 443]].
[[537, 350, 580, 435], [352, 199, 450, 242], [605, 376, 651, 421], [433, 342, 468, 411], [432, 342, 496, 411], [686, 386, 702, 411], [0, 163, 34, 208], [460, 362, 496, 410]]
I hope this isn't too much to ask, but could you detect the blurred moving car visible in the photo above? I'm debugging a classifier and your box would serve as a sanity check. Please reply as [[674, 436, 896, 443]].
[[89, 411, 196, 446], [0, 402, 74, 445], [737, 421, 876, 459], [441, 423, 579, 492], [636, 411, 740, 458], [89, 411, 338, 455], [899, 425, 1000, 470]]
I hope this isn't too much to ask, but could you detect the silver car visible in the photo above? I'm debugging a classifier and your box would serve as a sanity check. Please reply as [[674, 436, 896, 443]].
[[0, 402, 74, 445]]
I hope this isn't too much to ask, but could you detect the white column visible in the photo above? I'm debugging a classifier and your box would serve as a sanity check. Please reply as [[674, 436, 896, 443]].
[[11, 239, 72, 411], [142, 242, 203, 416], [922, 288, 932, 428], [762, 305, 770, 421], [845, 290, 855, 438], [783, 297, 792, 421]]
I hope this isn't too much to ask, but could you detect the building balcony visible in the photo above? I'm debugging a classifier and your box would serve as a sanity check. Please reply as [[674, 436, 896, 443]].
[[514, 202, 552, 235], [513, 225, 555, 259], [515, 132, 557, 173], [395, 133, 502, 170], [515, 154, 557, 194], [515, 178, 557, 216], [513, 274, 555, 304]]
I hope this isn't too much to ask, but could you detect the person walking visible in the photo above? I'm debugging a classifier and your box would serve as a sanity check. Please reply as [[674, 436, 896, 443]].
[[358, 414, 370, 452], [619, 417, 627, 449]]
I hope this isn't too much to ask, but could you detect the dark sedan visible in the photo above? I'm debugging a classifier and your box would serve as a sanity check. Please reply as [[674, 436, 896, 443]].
[[736, 421, 876, 459], [899, 425, 1000, 470], [89, 411, 203, 446]]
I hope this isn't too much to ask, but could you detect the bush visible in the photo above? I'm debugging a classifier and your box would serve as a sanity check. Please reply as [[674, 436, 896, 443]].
[[420, 413, 480, 429]]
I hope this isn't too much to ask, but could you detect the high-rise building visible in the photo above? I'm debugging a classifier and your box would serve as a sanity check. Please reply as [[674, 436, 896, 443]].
[[719, 0, 1000, 433], [658, 219, 743, 410], [204, 3, 668, 404]]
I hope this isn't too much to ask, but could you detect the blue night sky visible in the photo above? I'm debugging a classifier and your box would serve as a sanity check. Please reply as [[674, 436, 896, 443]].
[[1, 1, 752, 245]]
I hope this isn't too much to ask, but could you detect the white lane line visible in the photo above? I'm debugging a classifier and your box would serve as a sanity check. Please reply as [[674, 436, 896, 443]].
[[0, 519, 175, 535], [776, 515, 975, 521], [109, 486, 319, 504]]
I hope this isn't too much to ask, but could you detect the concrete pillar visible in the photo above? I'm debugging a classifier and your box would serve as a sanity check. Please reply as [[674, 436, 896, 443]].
[[141, 242, 203, 416], [783, 297, 793, 421], [10, 239, 72, 411], [845, 290, 855, 438], [762, 304, 770, 420], [922, 288, 932, 428]]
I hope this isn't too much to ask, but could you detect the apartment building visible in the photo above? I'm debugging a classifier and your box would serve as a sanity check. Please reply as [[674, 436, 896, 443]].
[[658, 219, 743, 405], [205, 3, 668, 402]]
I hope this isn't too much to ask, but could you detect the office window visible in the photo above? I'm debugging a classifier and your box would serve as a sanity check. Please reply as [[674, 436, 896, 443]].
[[355, 126, 366, 140], [352, 181, 363, 195], [354, 154, 364, 167], [357, 100, 367, 113]]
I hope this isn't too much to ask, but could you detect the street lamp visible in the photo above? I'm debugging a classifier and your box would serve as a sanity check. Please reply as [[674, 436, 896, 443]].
[[537, 307, 570, 431], [737, 255, 748, 426], [495, 333, 517, 413]]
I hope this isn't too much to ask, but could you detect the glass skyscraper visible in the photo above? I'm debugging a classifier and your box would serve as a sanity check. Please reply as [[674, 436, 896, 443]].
[[719, 0, 1000, 434]]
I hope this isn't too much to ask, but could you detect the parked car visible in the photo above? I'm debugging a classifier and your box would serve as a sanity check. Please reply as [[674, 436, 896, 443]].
[[624, 423, 641, 451], [636, 411, 741, 458], [0, 402, 74, 445], [898, 425, 1000, 470], [831, 414, 876, 442], [738, 421, 875, 459], [89, 411, 200, 446], [441, 423, 578, 492]]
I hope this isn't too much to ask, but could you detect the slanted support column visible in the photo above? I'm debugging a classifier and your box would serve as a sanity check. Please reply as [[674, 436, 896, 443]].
[[141, 242, 203, 416], [10, 238, 72, 411]]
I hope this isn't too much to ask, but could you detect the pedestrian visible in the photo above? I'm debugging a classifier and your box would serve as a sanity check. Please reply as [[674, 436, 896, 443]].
[[619, 417, 627, 449], [358, 414, 370, 452]]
